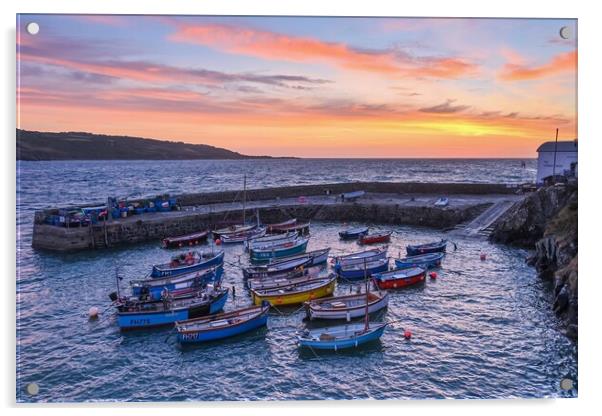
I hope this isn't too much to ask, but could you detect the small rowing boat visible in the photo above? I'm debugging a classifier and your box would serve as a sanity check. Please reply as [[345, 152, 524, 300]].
[[406, 239, 447, 256], [395, 252, 444, 269], [266, 218, 296, 232], [242, 256, 311, 280], [297, 321, 387, 350], [150, 250, 224, 278], [251, 274, 336, 306], [434, 197, 449, 207], [247, 266, 322, 290], [305, 291, 389, 321], [339, 226, 368, 240], [268, 248, 331, 267], [333, 247, 388, 269], [373, 266, 426, 290], [359, 231, 392, 245], [213, 224, 256, 238], [245, 231, 298, 250], [176, 302, 270, 344], [250, 237, 309, 263], [336, 258, 389, 281], [116, 287, 228, 330], [270, 221, 310, 235], [219, 227, 266, 244], [162, 230, 209, 249], [131, 266, 223, 300]]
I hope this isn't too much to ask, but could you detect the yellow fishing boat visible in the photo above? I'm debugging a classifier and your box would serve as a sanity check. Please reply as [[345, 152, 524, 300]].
[[251, 274, 336, 306]]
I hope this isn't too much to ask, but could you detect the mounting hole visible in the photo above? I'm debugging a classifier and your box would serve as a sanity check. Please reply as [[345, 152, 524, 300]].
[[26, 382, 39, 395], [559, 26, 571, 40], [26, 22, 40, 35]]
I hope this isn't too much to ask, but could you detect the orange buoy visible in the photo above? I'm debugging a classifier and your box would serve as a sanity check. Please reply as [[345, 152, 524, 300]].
[[429, 271, 437, 279], [215, 238, 222, 246], [404, 329, 412, 339], [480, 253, 487, 261]]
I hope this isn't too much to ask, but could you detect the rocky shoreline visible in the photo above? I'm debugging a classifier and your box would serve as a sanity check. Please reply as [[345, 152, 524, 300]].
[[490, 184, 578, 339]]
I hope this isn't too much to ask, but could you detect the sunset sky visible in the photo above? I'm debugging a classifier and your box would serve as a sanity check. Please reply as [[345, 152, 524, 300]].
[[17, 15, 577, 157]]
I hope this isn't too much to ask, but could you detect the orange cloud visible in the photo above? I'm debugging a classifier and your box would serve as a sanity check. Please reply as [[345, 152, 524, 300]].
[[169, 23, 477, 79], [499, 50, 577, 81]]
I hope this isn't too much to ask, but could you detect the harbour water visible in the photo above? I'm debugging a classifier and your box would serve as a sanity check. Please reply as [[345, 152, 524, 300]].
[[16, 159, 577, 402]]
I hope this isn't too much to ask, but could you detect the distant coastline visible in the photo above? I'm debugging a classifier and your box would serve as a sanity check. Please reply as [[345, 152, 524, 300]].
[[16, 129, 295, 161]]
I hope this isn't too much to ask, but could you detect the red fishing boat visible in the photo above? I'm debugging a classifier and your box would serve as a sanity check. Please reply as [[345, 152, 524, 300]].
[[372, 266, 426, 290], [359, 231, 392, 245], [162, 230, 209, 249]]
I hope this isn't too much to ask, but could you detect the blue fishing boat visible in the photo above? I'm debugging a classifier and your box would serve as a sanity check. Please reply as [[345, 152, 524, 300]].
[[339, 226, 368, 240], [395, 252, 445, 269], [298, 321, 387, 350], [245, 231, 298, 251], [116, 287, 228, 330], [132, 265, 223, 300], [242, 256, 312, 279], [406, 239, 447, 256], [336, 258, 389, 280], [250, 237, 309, 262], [333, 247, 388, 270], [176, 302, 270, 344], [150, 250, 224, 278]]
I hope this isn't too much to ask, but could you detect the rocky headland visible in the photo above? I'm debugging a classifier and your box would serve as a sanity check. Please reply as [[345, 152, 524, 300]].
[[490, 184, 578, 339]]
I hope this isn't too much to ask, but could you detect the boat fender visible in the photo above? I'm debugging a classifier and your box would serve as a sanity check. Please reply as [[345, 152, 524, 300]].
[[480, 253, 487, 261], [88, 306, 99, 320], [215, 238, 222, 246], [429, 272, 437, 279], [404, 329, 412, 340]]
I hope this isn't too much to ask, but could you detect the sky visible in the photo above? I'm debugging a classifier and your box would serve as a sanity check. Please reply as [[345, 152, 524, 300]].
[[16, 15, 577, 158]]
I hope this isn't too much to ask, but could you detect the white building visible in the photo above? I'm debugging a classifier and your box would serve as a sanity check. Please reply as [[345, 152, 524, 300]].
[[536, 140, 578, 185]]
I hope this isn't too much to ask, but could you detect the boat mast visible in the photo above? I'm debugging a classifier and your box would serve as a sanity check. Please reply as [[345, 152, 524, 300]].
[[364, 259, 369, 332], [242, 174, 247, 225]]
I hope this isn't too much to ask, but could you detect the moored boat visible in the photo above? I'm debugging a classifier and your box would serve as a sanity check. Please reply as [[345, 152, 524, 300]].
[[270, 221, 311, 235], [242, 256, 312, 280], [406, 239, 447, 256], [132, 265, 223, 300], [176, 302, 270, 344], [297, 321, 387, 350], [151, 250, 224, 278], [373, 266, 426, 290], [305, 291, 389, 320], [247, 266, 322, 290], [395, 252, 444, 269], [116, 287, 228, 331], [162, 230, 209, 249], [250, 237, 309, 263], [268, 248, 331, 267], [250, 274, 336, 306], [219, 227, 266, 244], [333, 247, 388, 269], [339, 226, 368, 240], [245, 231, 298, 250], [266, 218, 296, 233], [213, 224, 256, 238], [336, 258, 389, 281], [434, 197, 449, 207], [359, 231, 392, 245]]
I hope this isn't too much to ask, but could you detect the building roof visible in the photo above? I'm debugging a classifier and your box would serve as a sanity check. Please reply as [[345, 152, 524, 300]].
[[537, 140, 578, 152]]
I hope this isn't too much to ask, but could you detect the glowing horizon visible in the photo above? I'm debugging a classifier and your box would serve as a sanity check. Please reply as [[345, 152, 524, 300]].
[[17, 15, 577, 158]]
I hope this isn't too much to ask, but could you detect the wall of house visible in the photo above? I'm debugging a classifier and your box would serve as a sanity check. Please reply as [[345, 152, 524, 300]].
[[536, 151, 578, 184]]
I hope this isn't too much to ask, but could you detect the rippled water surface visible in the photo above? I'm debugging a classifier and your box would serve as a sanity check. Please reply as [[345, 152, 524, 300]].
[[16, 159, 577, 402]]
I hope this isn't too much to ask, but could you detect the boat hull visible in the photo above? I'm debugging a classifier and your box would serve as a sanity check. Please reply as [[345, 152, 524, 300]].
[[298, 323, 386, 350], [176, 305, 269, 344], [306, 292, 389, 320], [373, 268, 426, 290], [132, 266, 223, 300], [334, 248, 387, 268], [339, 227, 368, 240], [162, 231, 209, 249], [359, 232, 392, 245], [406, 240, 447, 256], [395, 252, 444, 269], [117, 290, 228, 330], [252, 279, 335, 306], [151, 251, 224, 278], [250, 240, 309, 262], [336, 261, 389, 280]]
